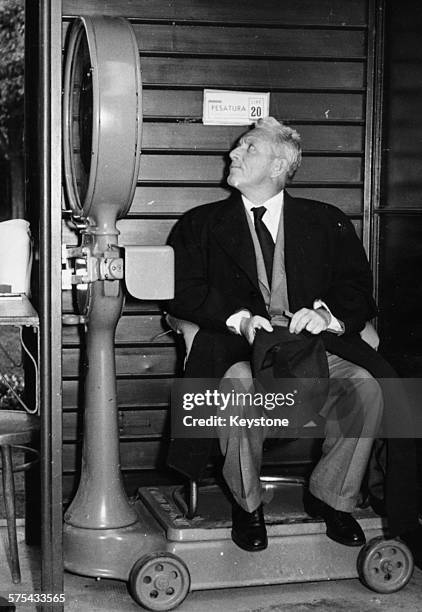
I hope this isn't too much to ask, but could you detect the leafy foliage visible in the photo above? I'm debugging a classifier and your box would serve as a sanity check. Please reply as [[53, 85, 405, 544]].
[[0, 327, 24, 408], [0, 0, 24, 151], [0, 372, 24, 408]]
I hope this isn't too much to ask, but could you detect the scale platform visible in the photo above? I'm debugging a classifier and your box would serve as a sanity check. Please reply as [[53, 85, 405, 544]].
[[137, 481, 385, 591], [64, 481, 408, 604]]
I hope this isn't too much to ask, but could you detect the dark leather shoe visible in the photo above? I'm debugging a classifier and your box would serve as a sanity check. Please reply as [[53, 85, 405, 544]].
[[400, 526, 422, 569], [231, 502, 268, 552], [304, 491, 365, 547]]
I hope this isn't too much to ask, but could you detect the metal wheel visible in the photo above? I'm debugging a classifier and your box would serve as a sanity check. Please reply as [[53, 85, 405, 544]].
[[357, 536, 414, 593], [129, 552, 191, 611]]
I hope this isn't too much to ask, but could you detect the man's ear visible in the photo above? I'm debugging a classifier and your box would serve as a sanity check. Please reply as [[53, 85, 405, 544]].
[[270, 156, 288, 179]]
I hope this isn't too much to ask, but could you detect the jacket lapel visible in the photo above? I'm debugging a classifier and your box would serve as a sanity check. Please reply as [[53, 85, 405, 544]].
[[212, 193, 259, 289], [285, 190, 328, 311], [283, 191, 308, 310], [211, 191, 320, 305]]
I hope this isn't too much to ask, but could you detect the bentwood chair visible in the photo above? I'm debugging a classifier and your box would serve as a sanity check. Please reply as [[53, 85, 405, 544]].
[[0, 410, 39, 583]]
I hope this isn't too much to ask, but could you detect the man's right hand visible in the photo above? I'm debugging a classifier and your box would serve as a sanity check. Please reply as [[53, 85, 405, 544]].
[[239, 315, 273, 345]]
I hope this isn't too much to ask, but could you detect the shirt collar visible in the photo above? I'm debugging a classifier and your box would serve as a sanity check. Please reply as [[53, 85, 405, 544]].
[[241, 190, 284, 222], [242, 189, 284, 231]]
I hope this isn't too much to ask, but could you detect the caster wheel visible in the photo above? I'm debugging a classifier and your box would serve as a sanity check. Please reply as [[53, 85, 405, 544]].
[[129, 552, 191, 611], [357, 536, 414, 593]]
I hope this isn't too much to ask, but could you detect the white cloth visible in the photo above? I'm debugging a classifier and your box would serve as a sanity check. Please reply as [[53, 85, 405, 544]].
[[0, 219, 32, 295]]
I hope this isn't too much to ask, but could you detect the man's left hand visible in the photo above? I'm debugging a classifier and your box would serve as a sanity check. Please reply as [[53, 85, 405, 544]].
[[289, 308, 330, 335]]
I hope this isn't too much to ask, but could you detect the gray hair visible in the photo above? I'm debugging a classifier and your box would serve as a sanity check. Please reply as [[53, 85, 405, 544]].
[[253, 117, 302, 179]]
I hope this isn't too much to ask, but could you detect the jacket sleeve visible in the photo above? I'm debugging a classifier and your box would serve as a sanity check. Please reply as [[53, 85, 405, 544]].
[[165, 211, 235, 331], [320, 212, 377, 335]]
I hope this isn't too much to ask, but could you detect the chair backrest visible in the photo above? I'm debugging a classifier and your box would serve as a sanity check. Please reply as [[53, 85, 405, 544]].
[[166, 314, 200, 361]]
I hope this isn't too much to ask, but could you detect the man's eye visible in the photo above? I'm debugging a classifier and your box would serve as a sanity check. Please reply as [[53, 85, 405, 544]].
[[248, 144, 255, 152]]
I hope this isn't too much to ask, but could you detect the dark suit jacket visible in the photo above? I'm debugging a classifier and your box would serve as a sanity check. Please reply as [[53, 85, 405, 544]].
[[167, 191, 376, 334], [166, 191, 387, 480]]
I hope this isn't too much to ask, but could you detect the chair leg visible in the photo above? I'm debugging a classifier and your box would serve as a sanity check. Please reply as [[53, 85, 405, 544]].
[[186, 480, 198, 519], [1, 446, 21, 584]]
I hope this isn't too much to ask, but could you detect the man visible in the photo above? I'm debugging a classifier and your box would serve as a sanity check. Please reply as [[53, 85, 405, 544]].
[[166, 117, 422, 561]]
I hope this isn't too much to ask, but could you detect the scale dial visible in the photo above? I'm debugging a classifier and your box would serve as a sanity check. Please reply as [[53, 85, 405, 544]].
[[63, 16, 142, 224]]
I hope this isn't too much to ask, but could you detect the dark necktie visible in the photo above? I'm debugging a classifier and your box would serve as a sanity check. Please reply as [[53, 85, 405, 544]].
[[251, 206, 275, 287]]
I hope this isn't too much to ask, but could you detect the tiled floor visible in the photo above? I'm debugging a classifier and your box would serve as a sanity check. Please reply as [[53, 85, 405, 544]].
[[0, 525, 421, 612]]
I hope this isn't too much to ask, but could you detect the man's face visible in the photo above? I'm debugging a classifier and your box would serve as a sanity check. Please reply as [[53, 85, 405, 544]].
[[227, 130, 279, 192]]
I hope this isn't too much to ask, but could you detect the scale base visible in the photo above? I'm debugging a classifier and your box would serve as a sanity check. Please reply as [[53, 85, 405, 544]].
[[64, 482, 385, 589]]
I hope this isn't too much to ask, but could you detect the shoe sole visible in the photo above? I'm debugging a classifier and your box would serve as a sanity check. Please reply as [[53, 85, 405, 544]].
[[326, 528, 365, 547], [231, 530, 268, 552], [305, 500, 365, 547]]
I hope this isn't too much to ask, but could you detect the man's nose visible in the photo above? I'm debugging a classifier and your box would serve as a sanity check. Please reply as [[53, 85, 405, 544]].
[[230, 147, 241, 161]]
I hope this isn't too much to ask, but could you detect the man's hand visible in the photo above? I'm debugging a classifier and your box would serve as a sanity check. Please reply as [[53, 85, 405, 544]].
[[239, 315, 273, 344], [288, 307, 330, 335]]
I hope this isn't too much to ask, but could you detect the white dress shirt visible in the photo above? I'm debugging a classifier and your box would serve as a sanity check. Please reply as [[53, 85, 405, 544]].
[[242, 191, 284, 242]]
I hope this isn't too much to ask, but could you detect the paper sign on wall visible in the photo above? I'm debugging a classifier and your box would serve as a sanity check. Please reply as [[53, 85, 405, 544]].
[[202, 89, 270, 125]]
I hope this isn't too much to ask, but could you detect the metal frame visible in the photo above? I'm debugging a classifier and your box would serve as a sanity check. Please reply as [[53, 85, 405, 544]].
[[363, 0, 386, 303], [25, 1, 64, 609], [40, 1, 64, 607], [369, 0, 386, 305]]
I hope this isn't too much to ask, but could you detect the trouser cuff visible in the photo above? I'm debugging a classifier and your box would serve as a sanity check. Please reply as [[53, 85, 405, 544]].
[[309, 481, 358, 513]]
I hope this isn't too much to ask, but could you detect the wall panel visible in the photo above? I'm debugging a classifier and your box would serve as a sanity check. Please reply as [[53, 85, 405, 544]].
[[142, 91, 365, 120], [62, 0, 367, 26], [62, 0, 373, 497], [128, 186, 363, 216], [377, 1, 422, 376], [140, 58, 365, 89], [62, 23, 366, 57], [63, 314, 172, 344], [63, 379, 173, 409], [132, 25, 366, 58], [378, 215, 422, 375], [62, 346, 177, 377], [137, 155, 363, 184], [141, 124, 364, 152]]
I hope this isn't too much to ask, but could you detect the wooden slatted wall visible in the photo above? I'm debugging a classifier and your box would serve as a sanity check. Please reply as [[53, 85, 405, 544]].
[[61, 0, 374, 500]]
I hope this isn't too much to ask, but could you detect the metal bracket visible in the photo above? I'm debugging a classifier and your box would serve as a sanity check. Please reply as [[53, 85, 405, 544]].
[[62, 245, 123, 287], [99, 249, 124, 281], [62, 211, 91, 231]]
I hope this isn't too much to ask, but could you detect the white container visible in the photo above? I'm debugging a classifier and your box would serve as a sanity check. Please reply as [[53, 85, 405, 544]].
[[0, 219, 32, 294]]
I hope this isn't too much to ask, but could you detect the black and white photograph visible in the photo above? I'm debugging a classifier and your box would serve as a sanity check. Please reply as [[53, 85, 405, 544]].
[[1, 1, 422, 610]]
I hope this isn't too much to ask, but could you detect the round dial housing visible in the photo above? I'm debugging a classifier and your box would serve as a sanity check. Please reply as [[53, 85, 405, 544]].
[[63, 16, 142, 224]]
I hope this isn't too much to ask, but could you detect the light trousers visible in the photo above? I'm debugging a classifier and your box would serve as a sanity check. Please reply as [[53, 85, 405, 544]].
[[218, 352, 383, 513]]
